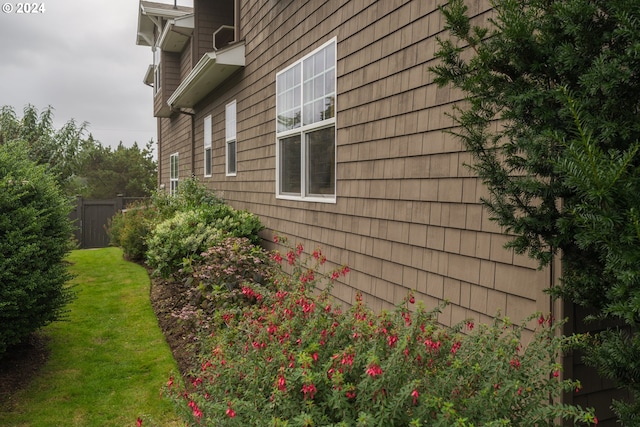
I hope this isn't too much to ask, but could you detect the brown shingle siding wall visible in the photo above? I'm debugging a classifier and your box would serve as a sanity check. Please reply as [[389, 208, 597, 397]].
[[194, 0, 234, 58], [158, 113, 191, 187], [168, 0, 552, 333]]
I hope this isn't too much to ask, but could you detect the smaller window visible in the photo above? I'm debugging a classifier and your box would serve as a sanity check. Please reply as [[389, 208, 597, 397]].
[[204, 115, 212, 177], [170, 152, 179, 194], [226, 100, 237, 176]]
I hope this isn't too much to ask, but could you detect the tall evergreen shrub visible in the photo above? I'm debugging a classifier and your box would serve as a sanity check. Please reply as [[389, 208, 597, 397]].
[[431, 0, 640, 422], [0, 141, 74, 357]]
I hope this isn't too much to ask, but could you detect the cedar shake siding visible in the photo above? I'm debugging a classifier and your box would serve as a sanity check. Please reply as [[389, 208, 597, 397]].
[[136, 0, 617, 423]]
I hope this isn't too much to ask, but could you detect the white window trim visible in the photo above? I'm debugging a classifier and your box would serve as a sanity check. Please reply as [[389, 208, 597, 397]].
[[169, 152, 179, 195], [204, 115, 212, 177], [275, 38, 337, 203], [153, 46, 161, 96], [225, 100, 237, 177]]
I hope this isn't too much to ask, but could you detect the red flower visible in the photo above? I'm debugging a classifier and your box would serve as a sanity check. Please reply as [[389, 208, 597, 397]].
[[553, 370, 560, 378], [273, 235, 279, 243], [450, 341, 461, 354], [411, 389, 419, 405], [594, 417, 598, 425], [136, 417, 143, 427], [387, 334, 398, 348], [226, 403, 236, 418], [277, 375, 287, 392], [301, 383, 317, 399], [409, 295, 415, 304], [366, 363, 383, 377], [189, 401, 203, 419], [466, 321, 474, 330]]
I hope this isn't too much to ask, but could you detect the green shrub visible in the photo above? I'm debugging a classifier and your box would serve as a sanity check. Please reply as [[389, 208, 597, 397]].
[[146, 209, 226, 278], [0, 141, 74, 357], [145, 177, 263, 278], [146, 200, 263, 278], [107, 199, 158, 261], [151, 177, 224, 220], [165, 238, 598, 426]]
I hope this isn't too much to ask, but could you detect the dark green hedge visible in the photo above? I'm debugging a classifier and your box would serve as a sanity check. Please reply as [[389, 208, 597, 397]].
[[0, 141, 75, 357]]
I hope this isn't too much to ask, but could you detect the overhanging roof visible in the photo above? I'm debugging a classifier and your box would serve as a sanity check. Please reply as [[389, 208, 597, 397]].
[[143, 64, 154, 86], [137, 1, 193, 47], [158, 14, 194, 52], [167, 42, 246, 109]]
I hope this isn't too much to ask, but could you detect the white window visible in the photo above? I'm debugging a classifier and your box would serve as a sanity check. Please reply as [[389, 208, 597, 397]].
[[170, 153, 179, 194], [226, 100, 237, 176], [204, 115, 212, 177], [276, 38, 336, 202]]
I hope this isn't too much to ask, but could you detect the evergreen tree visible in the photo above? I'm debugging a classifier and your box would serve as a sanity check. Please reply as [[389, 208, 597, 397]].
[[431, 0, 640, 423], [75, 140, 157, 198]]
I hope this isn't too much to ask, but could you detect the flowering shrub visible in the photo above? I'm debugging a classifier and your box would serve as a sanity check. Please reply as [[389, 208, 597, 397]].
[[165, 238, 598, 426], [171, 237, 277, 340]]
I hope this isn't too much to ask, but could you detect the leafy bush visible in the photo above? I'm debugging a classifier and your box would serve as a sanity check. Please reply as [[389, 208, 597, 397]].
[[170, 236, 277, 343], [146, 209, 226, 278], [151, 177, 224, 220], [107, 199, 159, 261], [165, 238, 598, 426], [145, 178, 263, 278], [0, 141, 74, 357]]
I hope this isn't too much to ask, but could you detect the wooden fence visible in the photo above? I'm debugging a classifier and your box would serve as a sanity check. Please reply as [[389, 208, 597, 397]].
[[70, 196, 145, 249]]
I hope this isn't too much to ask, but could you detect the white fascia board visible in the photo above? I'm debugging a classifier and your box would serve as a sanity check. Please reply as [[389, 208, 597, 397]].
[[158, 14, 194, 52], [137, 1, 192, 46], [143, 64, 154, 86]]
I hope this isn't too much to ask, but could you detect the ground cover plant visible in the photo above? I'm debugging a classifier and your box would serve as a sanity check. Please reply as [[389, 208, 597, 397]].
[[0, 247, 181, 427], [165, 237, 598, 427]]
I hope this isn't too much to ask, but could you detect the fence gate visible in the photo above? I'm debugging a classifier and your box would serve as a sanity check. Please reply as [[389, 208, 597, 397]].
[[71, 196, 143, 249]]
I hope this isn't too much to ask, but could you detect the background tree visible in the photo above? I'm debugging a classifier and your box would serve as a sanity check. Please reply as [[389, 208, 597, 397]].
[[0, 105, 157, 198], [0, 105, 86, 191], [74, 141, 156, 198], [431, 0, 639, 423], [0, 141, 75, 358]]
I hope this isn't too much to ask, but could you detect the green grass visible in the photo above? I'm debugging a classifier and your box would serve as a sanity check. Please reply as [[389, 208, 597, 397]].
[[0, 247, 182, 427]]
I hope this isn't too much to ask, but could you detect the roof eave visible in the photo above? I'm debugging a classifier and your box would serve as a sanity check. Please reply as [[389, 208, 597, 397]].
[[158, 14, 194, 52], [136, 1, 193, 47], [167, 42, 245, 110]]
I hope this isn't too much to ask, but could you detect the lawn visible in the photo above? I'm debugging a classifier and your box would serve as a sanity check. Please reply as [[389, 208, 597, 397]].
[[0, 247, 182, 427]]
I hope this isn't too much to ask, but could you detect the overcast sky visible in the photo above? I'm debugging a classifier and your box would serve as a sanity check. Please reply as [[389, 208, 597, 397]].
[[0, 0, 191, 151]]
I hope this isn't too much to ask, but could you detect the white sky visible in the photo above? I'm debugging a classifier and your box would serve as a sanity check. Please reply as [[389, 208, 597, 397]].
[[0, 0, 191, 150]]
